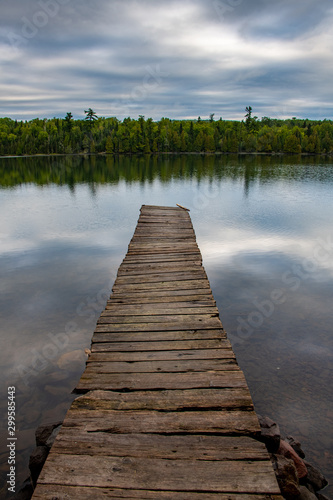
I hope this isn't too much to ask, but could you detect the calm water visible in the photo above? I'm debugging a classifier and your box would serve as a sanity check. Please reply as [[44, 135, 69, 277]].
[[1, 154, 333, 496]]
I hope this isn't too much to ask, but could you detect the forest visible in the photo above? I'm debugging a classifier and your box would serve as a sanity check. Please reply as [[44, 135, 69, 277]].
[[0, 108, 332, 156]]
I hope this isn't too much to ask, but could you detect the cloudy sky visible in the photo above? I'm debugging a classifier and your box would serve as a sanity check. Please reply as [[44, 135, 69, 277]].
[[1, 0, 333, 121]]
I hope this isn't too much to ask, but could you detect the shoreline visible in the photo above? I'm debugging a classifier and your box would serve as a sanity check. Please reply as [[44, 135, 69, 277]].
[[1, 151, 333, 160]]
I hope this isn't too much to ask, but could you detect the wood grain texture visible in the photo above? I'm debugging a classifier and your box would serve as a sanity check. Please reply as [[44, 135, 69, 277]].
[[32, 205, 282, 499], [84, 358, 238, 373], [92, 329, 226, 343], [87, 348, 234, 362], [33, 485, 283, 499], [36, 454, 281, 493], [51, 431, 267, 459], [90, 339, 231, 351], [76, 370, 248, 392], [71, 388, 253, 411]]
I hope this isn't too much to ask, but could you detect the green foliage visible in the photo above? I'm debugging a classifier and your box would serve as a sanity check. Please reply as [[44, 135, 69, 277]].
[[0, 114, 333, 157], [84, 108, 98, 123]]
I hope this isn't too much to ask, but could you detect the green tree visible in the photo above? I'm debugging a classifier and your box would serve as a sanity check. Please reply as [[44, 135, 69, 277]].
[[180, 130, 187, 152], [244, 106, 259, 133], [90, 140, 96, 153], [284, 133, 301, 154], [204, 133, 215, 152], [193, 130, 204, 151], [64, 112, 73, 131], [244, 133, 257, 152], [105, 135, 114, 154], [84, 108, 98, 124], [245, 106, 252, 122]]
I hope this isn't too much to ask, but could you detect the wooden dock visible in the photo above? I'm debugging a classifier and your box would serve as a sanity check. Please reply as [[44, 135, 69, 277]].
[[33, 205, 282, 499]]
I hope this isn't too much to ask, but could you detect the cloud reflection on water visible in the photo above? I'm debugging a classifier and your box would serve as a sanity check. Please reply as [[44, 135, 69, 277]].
[[0, 154, 333, 492]]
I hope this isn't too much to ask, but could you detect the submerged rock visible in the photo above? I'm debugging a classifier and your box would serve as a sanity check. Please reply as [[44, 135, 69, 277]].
[[286, 435, 306, 459], [277, 439, 307, 479], [298, 485, 318, 500], [304, 461, 328, 491], [273, 454, 300, 499], [57, 349, 86, 371], [46, 424, 62, 448], [316, 493, 332, 500], [29, 446, 49, 485], [257, 414, 281, 453], [35, 421, 62, 447], [14, 477, 34, 500]]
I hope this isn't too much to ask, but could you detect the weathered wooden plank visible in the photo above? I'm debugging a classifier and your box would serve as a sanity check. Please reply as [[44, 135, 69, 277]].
[[113, 271, 207, 285], [90, 339, 228, 351], [63, 408, 259, 435], [33, 484, 283, 499], [141, 205, 189, 211], [52, 431, 265, 459], [142, 204, 186, 208], [134, 224, 193, 229], [136, 218, 191, 224], [139, 211, 191, 216], [140, 207, 190, 215], [95, 319, 222, 332], [122, 252, 202, 262], [131, 232, 194, 238], [112, 279, 211, 292], [101, 305, 218, 316], [133, 224, 193, 229], [138, 212, 192, 218], [127, 246, 197, 250], [37, 454, 280, 493], [109, 289, 214, 300], [107, 294, 215, 305], [128, 240, 198, 247], [137, 220, 193, 226], [138, 218, 191, 223], [92, 329, 225, 343], [76, 371, 248, 391], [135, 226, 194, 232], [120, 260, 203, 268], [131, 238, 196, 246], [127, 243, 199, 249], [133, 230, 195, 237], [105, 302, 217, 312], [84, 358, 238, 373], [135, 221, 190, 228], [137, 214, 191, 221], [88, 348, 234, 362], [98, 312, 219, 323], [139, 212, 189, 218], [127, 248, 200, 256], [117, 264, 203, 276], [121, 259, 203, 267], [133, 232, 195, 238], [139, 211, 190, 217], [71, 388, 252, 411], [34, 485, 283, 499]]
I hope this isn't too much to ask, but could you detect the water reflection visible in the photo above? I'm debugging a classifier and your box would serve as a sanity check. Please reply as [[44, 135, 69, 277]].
[[1, 154, 333, 191], [0, 154, 333, 497]]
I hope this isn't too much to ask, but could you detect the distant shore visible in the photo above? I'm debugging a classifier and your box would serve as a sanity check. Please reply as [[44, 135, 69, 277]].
[[1, 151, 333, 159]]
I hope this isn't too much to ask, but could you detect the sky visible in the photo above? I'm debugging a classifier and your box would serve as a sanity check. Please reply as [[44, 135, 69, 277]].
[[1, 0, 333, 121]]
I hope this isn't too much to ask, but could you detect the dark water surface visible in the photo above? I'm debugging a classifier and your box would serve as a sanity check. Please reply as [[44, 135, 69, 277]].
[[1, 154, 332, 496]]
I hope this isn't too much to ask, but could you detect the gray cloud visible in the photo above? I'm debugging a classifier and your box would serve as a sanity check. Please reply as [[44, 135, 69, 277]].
[[0, 0, 332, 120]]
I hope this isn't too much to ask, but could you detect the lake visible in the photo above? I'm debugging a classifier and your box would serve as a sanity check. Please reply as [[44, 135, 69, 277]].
[[0, 154, 332, 496]]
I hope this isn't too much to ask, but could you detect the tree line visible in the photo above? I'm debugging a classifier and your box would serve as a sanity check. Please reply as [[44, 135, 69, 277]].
[[0, 109, 333, 156]]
